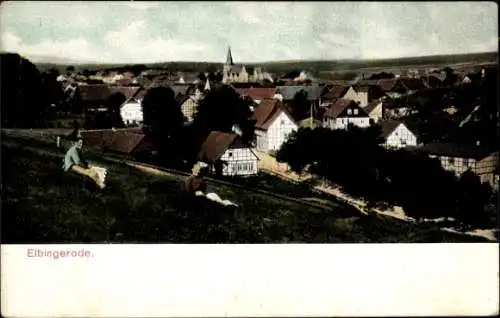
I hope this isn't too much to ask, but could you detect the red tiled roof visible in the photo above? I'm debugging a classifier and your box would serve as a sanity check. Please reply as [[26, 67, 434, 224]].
[[198, 131, 246, 163], [105, 131, 149, 154], [323, 99, 361, 118], [246, 88, 276, 100], [80, 129, 146, 153], [251, 99, 294, 131]]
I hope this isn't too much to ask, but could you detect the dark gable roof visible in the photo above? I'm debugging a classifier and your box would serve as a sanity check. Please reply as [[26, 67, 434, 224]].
[[415, 142, 493, 160], [77, 85, 140, 102], [323, 99, 366, 118], [379, 120, 403, 138], [169, 84, 195, 96], [275, 85, 324, 101], [400, 77, 427, 90], [251, 99, 294, 131], [353, 84, 387, 99], [322, 85, 349, 100], [198, 131, 248, 163], [376, 78, 407, 92]]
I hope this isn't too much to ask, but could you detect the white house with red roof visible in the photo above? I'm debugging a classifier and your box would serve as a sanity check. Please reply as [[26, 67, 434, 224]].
[[322, 99, 371, 130], [251, 99, 299, 152]]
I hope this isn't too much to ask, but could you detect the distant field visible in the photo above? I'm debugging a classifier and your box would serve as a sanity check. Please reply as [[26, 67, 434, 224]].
[[35, 51, 498, 75]]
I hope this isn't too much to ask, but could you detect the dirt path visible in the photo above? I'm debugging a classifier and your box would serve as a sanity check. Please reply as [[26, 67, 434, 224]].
[[254, 149, 498, 242]]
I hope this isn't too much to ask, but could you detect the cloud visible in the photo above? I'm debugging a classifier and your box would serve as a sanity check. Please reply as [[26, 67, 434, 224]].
[[0, 2, 497, 63], [125, 2, 160, 10], [1, 31, 104, 62]]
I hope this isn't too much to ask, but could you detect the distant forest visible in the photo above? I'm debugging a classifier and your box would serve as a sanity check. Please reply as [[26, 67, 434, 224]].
[[34, 51, 498, 76]]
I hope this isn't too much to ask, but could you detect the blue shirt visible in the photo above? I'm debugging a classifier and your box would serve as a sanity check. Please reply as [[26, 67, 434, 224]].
[[63, 144, 83, 171]]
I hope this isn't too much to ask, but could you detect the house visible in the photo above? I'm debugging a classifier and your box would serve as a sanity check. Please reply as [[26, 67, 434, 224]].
[[120, 88, 148, 125], [351, 85, 386, 107], [363, 100, 384, 123], [411, 143, 499, 188], [320, 85, 352, 106], [383, 98, 414, 119], [252, 99, 299, 152], [379, 120, 418, 148], [422, 74, 443, 88], [399, 77, 427, 94], [197, 131, 258, 176], [234, 87, 276, 104], [75, 85, 140, 111], [377, 78, 409, 99], [177, 93, 201, 122], [323, 99, 371, 130]]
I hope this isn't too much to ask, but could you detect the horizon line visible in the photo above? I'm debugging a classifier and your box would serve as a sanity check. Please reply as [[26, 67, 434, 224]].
[[2, 50, 497, 66]]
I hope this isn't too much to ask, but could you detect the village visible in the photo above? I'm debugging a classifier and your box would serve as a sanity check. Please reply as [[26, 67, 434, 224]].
[[38, 47, 498, 190], [1, 48, 498, 242]]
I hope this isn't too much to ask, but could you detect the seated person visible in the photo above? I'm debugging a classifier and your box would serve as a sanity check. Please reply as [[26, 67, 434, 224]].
[[183, 165, 237, 207], [62, 137, 106, 189], [183, 166, 208, 194]]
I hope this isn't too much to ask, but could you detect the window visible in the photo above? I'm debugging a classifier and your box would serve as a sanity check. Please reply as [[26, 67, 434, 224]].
[[347, 109, 352, 115], [236, 162, 253, 172], [448, 157, 455, 165], [400, 138, 407, 145], [281, 119, 286, 125], [353, 108, 359, 115], [228, 151, 233, 157]]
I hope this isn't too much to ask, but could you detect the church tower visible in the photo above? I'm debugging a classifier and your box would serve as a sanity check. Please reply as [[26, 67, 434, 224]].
[[226, 46, 234, 66]]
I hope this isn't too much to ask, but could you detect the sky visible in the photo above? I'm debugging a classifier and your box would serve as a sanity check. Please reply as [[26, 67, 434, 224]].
[[0, 1, 498, 64]]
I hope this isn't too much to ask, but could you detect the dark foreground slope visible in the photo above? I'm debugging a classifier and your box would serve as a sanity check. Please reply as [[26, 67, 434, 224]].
[[1, 144, 488, 243]]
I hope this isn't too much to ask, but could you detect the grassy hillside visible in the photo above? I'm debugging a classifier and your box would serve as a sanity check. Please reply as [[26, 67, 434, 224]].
[[1, 141, 489, 243], [34, 51, 498, 74]]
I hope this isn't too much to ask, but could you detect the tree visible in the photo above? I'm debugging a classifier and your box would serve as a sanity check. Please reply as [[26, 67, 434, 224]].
[[197, 72, 207, 82], [455, 170, 492, 229], [193, 85, 256, 145], [104, 92, 126, 128], [66, 66, 75, 74], [41, 69, 64, 108], [282, 70, 301, 79], [141, 86, 185, 165], [289, 90, 311, 121], [82, 69, 92, 77], [368, 72, 395, 80], [0, 53, 49, 127]]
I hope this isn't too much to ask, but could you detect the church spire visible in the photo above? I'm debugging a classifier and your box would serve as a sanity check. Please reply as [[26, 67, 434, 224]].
[[226, 46, 234, 65]]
